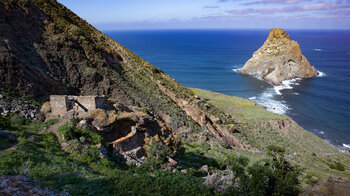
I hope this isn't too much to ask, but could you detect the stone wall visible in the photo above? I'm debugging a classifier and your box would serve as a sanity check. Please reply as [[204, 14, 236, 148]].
[[50, 95, 68, 117], [76, 96, 96, 113], [49, 95, 106, 117]]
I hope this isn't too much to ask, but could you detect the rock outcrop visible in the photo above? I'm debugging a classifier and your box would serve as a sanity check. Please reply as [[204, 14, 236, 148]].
[[0, 94, 38, 119], [237, 28, 318, 85], [0, 176, 69, 196]]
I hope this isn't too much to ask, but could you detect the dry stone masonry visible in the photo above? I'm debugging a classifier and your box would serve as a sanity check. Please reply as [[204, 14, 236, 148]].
[[49, 95, 106, 118]]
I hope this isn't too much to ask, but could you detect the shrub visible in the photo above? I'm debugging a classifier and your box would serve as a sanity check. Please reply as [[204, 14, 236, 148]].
[[58, 119, 102, 144], [0, 137, 15, 151], [0, 116, 11, 129], [18, 130, 27, 138], [226, 150, 301, 195], [145, 140, 173, 170], [10, 113, 31, 127], [328, 161, 345, 171], [305, 174, 319, 185], [226, 155, 249, 178], [266, 144, 285, 153]]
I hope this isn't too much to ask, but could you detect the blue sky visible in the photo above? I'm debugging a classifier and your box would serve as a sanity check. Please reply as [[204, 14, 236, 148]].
[[57, 0, 350, 30]]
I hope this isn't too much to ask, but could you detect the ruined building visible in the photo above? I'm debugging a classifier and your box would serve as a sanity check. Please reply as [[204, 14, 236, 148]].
[[49, 95, 106, 117]]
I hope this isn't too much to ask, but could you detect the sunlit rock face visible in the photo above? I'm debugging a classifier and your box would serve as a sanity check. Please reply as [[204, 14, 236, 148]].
[[237, 28, 318, 85]]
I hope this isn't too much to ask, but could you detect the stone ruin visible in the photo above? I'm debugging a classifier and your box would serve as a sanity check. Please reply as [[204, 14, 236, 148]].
[[49, 95, 106, 118], [42, 95, 179, 164]]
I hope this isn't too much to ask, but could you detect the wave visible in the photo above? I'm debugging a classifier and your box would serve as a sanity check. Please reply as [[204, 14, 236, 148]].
[[232, 68, 240, 73], [273, 78, 301, 95], [253, 88, 290, 115], [314, 48, 322, 52], [239, 69, 326, 116], [317, 71, 326, 77], [336, 143, 350, 153], [232, 64, 243, 73]]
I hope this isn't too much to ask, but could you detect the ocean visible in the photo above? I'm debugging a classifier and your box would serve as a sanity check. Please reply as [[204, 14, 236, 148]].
[[105, 29, 350, 151]]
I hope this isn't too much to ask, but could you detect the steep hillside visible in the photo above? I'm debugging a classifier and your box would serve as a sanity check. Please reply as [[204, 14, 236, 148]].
[[0, 0, 349, 195], [0, 0, 240, 147]]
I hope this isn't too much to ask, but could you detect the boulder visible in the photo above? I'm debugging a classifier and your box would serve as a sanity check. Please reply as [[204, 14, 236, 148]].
[[86, 109, 118, 131]]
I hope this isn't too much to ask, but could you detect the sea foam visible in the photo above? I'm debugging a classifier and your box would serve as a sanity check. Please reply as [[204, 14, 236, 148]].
[[233, 69, 239, 73], [317, 71, 326, 77], [232, 64, 243, 73], [273, 78, 301, 95], [253, 88, 290, 115]]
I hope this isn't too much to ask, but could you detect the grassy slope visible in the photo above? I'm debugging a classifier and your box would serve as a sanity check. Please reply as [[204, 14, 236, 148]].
[[0, 116, 213, 195], [190, 88, 350, 181]]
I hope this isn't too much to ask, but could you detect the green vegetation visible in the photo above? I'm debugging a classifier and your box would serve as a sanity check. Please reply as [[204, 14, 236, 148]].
[[58, 119, 104, 164], [225, 150, 301, 195], [328, 161, 346, 171], [144, 140, 173, 169], [190, 88, 350, 182], [0, 137, 14, 151], [58, 119, 102, 145], [190, 88, 286, 121], [0, 120, 213, 195], [0, 0, 349, 194], [0, 113, 58, 133], [0, 112, 304, 195]]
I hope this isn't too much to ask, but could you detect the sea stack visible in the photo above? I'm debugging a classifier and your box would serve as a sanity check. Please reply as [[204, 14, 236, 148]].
[[237, 28, 318, 85]]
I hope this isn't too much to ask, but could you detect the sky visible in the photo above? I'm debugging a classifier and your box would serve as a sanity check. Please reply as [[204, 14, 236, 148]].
[[57, 0, 350, 30]]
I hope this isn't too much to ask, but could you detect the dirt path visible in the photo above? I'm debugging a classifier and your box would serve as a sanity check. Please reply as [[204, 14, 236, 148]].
[[40, 119, 69, 149]]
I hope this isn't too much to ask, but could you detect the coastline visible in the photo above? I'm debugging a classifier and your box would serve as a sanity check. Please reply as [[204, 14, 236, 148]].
[[233, 69, 349, 152]]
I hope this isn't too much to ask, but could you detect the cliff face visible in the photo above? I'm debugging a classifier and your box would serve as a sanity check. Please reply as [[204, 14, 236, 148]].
[[237, 28, 318, 85]]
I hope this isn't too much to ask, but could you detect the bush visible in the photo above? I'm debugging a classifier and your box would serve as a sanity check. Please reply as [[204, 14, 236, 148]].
[[328, 161, 345, 171], [145, 140, 173, 170], [226, 155, 249, 178], [0, 116, 11, 129], [58, 119, 102, 144], [4, 113, 31, 128], [226, 150, 301, 196], [266, 144, 285, 153], [18, 130, 27, 138], [0, 137, 15, 151]]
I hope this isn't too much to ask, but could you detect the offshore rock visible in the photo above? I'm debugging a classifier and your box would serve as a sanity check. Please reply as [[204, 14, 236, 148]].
[[237, 28, 318, 85]]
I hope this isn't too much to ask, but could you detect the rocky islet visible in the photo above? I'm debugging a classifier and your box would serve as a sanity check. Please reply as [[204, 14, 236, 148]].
[[237, 28, 318, 85]]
